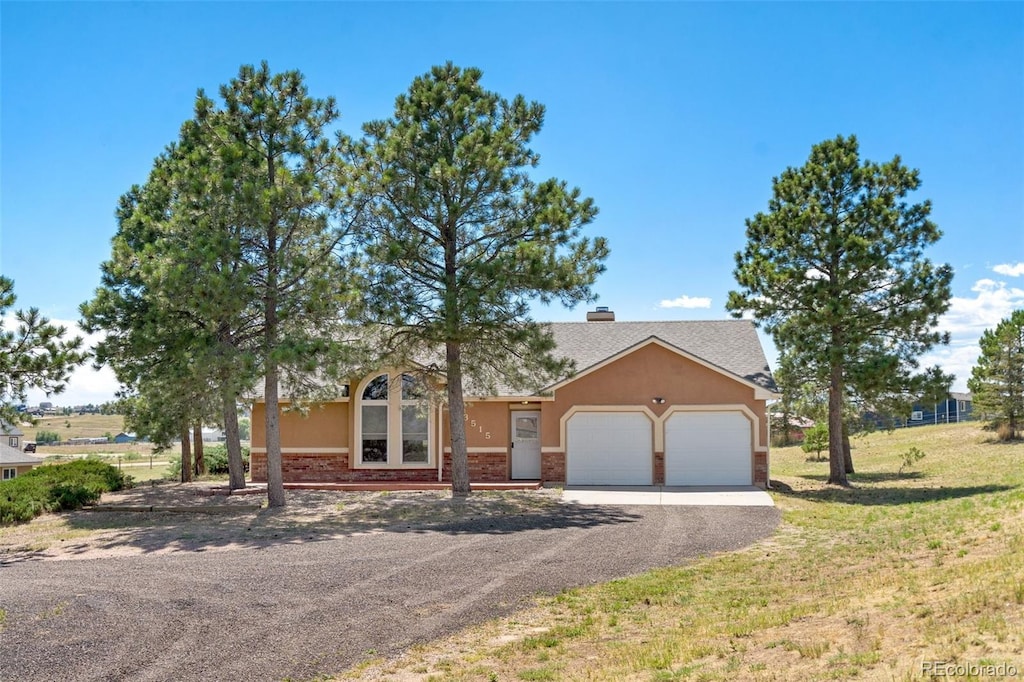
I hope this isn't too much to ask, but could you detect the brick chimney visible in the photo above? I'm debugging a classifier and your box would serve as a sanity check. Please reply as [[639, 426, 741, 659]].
[[586, 306, 615, 322]]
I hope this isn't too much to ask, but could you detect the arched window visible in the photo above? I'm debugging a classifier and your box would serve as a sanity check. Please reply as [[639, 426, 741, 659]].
[[358, 372, 431, 466]]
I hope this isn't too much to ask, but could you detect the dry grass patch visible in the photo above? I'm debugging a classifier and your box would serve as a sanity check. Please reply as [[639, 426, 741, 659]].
[[0, 485, 563, 562], [339, 423, 1023, 681]]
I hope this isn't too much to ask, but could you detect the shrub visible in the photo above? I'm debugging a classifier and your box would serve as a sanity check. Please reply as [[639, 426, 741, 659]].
[[165, 445, 249, 479], [35, 430, 61, 444], [996, 422, 1018, 442], [801, 423, 829, 461], [202, 444, 250, 475], [898, 447, 926, 476], [0, 460, 128, 525]]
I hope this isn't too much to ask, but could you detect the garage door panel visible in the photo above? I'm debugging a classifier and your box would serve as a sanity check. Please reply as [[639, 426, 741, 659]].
[[665, 411, 752, 486], [567, 412, 652, 486]]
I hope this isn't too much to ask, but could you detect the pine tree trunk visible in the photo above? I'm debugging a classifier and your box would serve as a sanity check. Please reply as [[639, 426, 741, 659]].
[[180, 425, 193, 483], [222, 385, 246, 490], [446, 341, 471, 498], [827, 361, 849, 486], [263, 147, 286, 508], [193, 424, 205, 476], [842, 425, 854, 474], [264, 358, 285, 507]]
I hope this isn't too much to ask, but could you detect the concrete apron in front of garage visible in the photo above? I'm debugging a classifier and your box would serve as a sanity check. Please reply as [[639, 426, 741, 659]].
[[562, 485, 775, 507]]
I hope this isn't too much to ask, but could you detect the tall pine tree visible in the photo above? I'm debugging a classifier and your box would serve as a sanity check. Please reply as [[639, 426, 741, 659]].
[[349, 64, 608, 497], [969, 310, 1024, 440], [727, 135, 953, 486]]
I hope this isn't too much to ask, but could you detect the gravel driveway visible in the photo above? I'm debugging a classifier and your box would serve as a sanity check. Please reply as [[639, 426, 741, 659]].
[[1, 494, 779, 682]]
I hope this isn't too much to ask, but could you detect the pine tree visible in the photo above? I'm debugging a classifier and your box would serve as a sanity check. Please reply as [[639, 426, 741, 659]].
[[0, 277, 85, 424], [349, 64, 608, 496], [727, 135, 953, 486], [969, 310, 1024, 440]]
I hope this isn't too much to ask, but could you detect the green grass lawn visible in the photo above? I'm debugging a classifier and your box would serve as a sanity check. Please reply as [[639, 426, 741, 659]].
[[342, 422, 1024, 681]]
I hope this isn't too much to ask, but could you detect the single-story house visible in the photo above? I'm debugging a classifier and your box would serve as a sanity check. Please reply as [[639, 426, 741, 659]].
[[113, 432, 137, 444], [865, 391, 973, 429], [1, 424, 44, 480], [250, 312, 778, 488]]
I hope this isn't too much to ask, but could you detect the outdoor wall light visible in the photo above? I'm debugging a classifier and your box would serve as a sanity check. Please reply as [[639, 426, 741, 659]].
[[652, 397, 666, 404]]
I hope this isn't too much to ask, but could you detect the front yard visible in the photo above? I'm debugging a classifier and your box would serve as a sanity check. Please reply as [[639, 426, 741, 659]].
[[340, 422, 1024, 681]]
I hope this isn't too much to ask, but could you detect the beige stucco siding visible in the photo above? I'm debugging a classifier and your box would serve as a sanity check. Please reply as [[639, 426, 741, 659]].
[[250, 402, 349, 450], [541, 342, 767, 450], [441, 402, 512, 449]]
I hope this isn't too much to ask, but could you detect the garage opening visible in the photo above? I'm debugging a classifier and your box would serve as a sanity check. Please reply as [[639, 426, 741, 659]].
[[664, 411, 752, 486], [566, 411, 653, 485]]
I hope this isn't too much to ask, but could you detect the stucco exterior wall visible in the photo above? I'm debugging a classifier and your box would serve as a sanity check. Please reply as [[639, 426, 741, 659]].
[[251, 401, 349, 450], [441, 402, 512, 448], [250, 342, 770, 486], [541, 343, 766, 449]]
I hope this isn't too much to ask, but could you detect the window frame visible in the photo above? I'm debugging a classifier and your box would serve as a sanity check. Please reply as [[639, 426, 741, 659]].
[[2, 468, 16, 480], [9, 436, 18, 448], [354, 371, 434, 468]]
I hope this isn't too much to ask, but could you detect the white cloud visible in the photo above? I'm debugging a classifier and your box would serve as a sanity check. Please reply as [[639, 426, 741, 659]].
[[993, 262, 1024, 277], [923, 277, 1024, 391], [938, 279, 1024, 338], [658, 295, 712, 309], [2, 315, 123, 407]]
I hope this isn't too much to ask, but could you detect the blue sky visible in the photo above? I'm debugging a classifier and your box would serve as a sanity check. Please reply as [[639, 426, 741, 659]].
[[2, 2, 1022, 405]]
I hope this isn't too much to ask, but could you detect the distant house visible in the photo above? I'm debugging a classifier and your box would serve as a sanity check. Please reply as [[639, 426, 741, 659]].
[[906, 392, 973, 426], [201, 427, 225, 443], [1, 424, 44, 479], [113, 432, 137, 444], [866, 392, 973, 429], [771, 413, 814, 443], [2, 422, 25, 451]]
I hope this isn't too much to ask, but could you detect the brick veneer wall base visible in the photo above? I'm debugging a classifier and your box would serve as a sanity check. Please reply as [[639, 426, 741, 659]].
[[653, 452, 665, 485], [754, 451, 769, 488], [541, 452, 566, 483], [441, 452, 509, 482], [251, 451, 512, 483]]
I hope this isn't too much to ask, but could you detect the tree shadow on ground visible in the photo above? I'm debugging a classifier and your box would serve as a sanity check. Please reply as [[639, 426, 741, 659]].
[[2, 493, 642, 564], [798, 471, 927, 483], [770, 479, 1017, 506]]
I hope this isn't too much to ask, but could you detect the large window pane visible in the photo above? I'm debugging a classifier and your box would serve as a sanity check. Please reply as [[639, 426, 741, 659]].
[[401, 374, 424, 400], [362, 374, 389, 401], [362, 405, 388, 463], [361, 439, 388, 463], [402, 405, 429, 463]]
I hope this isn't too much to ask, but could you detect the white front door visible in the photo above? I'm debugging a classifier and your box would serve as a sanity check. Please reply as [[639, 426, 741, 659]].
[[511, 411, 541, 479]]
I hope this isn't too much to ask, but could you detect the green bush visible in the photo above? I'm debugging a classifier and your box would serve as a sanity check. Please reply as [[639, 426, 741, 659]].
[[203, 444, 250, 475], [0, 459, 128, 525], [165, 445, 250, 479], [801, 423, 829, 460], [35, 429, 61, 444]]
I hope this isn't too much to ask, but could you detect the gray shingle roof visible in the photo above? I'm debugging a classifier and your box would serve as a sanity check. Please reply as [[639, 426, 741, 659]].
[[0, 441, 44, 467], [251, 319, 777, 401], [545, 319, 776, 394], [1, 422, 25, 437]]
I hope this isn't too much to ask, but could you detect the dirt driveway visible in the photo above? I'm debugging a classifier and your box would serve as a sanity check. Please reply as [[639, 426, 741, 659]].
[[0, 483, 779, 682]]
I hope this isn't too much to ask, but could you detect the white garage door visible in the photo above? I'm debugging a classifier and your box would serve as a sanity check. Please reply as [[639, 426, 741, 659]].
[[665, 411, 752, 486], [566, 412, 653, 485]]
